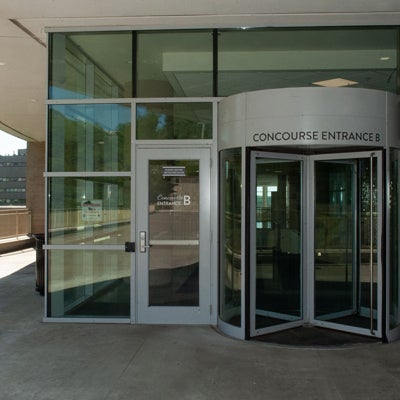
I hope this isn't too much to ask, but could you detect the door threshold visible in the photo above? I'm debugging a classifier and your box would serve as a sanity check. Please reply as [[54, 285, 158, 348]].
[[253, 325, 380, 347]]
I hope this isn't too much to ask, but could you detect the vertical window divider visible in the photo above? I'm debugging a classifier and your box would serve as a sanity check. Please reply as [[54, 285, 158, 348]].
[[132, 31, 137, 98], [213, 29, 218, 97]]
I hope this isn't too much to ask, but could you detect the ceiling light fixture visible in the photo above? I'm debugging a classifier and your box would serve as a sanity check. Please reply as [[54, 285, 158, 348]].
[[312, 78, 358, 87]]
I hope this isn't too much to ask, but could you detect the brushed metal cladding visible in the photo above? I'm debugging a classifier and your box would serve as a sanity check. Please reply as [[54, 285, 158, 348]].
[[218, 88, 397, 150]]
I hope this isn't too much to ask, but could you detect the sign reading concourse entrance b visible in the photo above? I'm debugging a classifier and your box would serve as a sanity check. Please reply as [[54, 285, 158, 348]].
[[217, 88, 398, 151], [249, 128, 384, 147], [246, 88, 387, 148]]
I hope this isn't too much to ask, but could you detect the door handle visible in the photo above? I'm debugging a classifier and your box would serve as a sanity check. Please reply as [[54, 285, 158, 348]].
[[139, 231, 151, 253]]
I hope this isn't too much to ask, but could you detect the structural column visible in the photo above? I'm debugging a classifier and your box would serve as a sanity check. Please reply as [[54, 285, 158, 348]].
[[26, 141, 45, 235]]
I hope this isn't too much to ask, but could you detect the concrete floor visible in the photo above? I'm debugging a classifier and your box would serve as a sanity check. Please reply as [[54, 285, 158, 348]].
[[1, 249, 400, 400]]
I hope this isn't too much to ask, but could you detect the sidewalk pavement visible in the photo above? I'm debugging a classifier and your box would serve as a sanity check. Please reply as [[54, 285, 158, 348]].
[[0, 247, 36, 278], [1, 249, 400, 400]]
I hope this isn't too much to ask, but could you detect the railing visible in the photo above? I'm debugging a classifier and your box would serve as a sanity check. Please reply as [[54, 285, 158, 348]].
[[0, 207, 31, 239]]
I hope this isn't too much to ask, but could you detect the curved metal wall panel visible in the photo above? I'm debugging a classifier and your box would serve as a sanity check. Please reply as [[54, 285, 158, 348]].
[[218, 88, 397, 150]]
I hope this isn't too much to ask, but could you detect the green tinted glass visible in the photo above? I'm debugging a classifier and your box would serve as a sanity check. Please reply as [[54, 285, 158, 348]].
[[49, 32, 133, 99], [48, 177, 130, 245], [255, 158, 302, 330], [219, 148, 242, 327], [49, 104, 131, 172], [136, 103, 212, 140], [148, 160, 200, 306], [390, 149, 400, 330], [48, 250, 130, 318], [218, 28, 398, 96], [137, 30, 213, 97]]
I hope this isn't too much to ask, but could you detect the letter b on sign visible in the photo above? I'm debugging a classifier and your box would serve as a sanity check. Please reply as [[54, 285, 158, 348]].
[[184, 195, 191, 206]]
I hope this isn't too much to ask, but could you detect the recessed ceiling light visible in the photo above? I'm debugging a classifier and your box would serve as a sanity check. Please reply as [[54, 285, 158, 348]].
[[380, 56, 390, 61], [0, 62, 5, 66], [312, 78, 358, 87]]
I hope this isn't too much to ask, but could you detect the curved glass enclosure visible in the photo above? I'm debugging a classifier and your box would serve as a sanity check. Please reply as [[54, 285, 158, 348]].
[[219, 148, 242, 328], [218, 88, 400, 342], [219, 147, 388, 340]]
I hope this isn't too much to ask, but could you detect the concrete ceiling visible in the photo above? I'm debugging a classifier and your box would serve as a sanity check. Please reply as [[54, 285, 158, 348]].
[[0, 0, 399, 143]]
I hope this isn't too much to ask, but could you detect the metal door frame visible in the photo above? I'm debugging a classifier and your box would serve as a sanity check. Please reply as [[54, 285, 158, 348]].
[[249, 150, 383, 338], [309, 151, 383, 338], [135, 147, 212, 324], [249, 151, 306, 337]]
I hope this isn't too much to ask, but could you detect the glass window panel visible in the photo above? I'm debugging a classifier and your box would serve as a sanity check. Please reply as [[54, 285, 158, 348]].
[[148, 160, 199, 306], [390, 149, 400, 330], [255, 158, 302, 330], [137, 31, 213, 97], [48, 177, 130, 245], [49, 104, 131, 172], [219, 148, 242, 327], [49, 32, 133, 99], [149, 245, 199, 306], [315, 161, 356, 319], [136, 103, 212, 140], [359, 158, 378, 331], [314, 158, 378, 332], [47, 250, 130, 318], [218, 28, 398, 96]]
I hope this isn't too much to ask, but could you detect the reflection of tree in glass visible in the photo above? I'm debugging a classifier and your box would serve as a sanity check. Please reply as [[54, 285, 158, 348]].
[[136, 104, 212, 140], [50, 108, 130, 172]]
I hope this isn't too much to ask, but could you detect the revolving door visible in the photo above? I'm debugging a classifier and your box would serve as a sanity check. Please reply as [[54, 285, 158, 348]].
[[249, 151, 382, 338]]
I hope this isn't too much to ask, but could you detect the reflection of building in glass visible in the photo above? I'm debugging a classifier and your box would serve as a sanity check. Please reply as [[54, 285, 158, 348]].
[[0, 149, 26, 206], [40, 21, 400, 342]]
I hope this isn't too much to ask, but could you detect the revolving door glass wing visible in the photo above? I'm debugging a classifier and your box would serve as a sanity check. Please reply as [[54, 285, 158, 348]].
[[251, 154, 303, 336], [249, 151, 382, 338], [313, 154, 381, 335]]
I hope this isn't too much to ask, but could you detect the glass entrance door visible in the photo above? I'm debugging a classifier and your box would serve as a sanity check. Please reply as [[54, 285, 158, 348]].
[[250, 151, 382, 338], [136, 148, 211, 324], [250, 152, 304, 336], [312, 152, 382, 337]]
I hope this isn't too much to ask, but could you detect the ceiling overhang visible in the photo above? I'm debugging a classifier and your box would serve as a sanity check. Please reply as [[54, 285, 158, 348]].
[[0, 0, 399, 142]]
